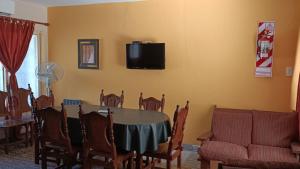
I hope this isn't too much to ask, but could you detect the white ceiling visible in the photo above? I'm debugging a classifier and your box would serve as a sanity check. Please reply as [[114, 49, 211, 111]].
[[20, 0, 143, 7]]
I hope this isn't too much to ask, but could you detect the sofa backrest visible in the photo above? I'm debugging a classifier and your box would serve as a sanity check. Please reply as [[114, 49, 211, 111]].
[[252, 110, 298, 148], [211, 107, 253, 147]]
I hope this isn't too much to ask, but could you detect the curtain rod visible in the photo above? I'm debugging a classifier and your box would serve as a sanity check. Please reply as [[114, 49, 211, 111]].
[[0, 16, 49, 26]]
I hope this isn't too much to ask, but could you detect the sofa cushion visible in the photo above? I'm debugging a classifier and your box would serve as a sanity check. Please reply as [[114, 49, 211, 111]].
[[200, 141, 248, 161], [252, 111, 298, 148], [211, 108, 252, 146], [248, 144, 298, 163]]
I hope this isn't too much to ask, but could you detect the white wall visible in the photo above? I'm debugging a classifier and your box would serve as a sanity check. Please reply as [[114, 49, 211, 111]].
[[13, 0, 48, 63]]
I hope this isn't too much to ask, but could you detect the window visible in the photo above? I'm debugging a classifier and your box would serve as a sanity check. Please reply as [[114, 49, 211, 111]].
[[16, 34, 40, 97], [0, 35, 40, 95], [0, 63, 4, 91]]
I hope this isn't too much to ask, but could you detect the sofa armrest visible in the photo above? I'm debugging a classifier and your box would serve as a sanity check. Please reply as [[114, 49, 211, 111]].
[[291, 142, 300, 153], [291, 142, 300, 161], [197, 131, 213, 144]]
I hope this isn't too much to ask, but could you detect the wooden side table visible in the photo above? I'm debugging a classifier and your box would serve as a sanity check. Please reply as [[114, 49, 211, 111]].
[[0, 118, 33, 154]]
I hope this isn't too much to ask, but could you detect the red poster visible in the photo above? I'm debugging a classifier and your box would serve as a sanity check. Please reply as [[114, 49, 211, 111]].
[[255, 21, 275, 77]]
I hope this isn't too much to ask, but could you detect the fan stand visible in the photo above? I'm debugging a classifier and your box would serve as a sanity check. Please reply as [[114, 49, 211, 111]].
[[46, 78, 51, 96]]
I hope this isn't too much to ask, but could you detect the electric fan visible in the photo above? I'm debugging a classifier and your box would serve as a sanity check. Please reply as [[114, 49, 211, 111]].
[[35, 62, 64, 96]]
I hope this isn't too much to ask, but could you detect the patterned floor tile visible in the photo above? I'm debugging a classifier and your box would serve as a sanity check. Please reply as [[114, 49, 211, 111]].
[[0, 147, 199, 169]]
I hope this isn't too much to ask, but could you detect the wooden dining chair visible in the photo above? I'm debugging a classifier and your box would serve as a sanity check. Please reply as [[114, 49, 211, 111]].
[[30, 90, 54, 110], [6, 85, 33, 149], [100, 89, 124, 108], [30, 90, 55, 164], [143, 101, 189, 169], [0, 90, 8, 117], [79, 106, 133, 169], [139, 92, 165, 112], [17, 84, 32, 113], [35, 103, 78, 169]]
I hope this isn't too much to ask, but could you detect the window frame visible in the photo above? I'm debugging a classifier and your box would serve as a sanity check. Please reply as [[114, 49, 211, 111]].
[[0, 33, 41, 94]]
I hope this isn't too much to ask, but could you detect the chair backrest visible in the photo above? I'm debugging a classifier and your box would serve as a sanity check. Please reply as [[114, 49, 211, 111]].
[[168, 101, 189, 154], [79, 106, 117, 159], [17, 84, 32, 112], [35, 103, 72, 152], [30, 90, 54, 110], [139, 92, 165, 112], [0, 90, 8, 116], [100, 89, 124, 108]]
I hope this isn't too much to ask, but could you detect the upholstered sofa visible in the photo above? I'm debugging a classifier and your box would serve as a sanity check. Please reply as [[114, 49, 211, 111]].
[[198, 106, 300, 169]]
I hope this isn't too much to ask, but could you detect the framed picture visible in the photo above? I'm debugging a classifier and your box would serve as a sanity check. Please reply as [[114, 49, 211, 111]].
[[78, 39, 99, 69]]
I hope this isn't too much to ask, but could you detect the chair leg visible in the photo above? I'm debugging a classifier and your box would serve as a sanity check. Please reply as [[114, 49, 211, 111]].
[[201, 159, 210, 169], [29, 122, 34, 146], [41, 149, 47, 169], [64, 155, 72, 169], [151, 157, 156, 169], [34, 140, 39, 164], [83, 155, 91, 169], [56, 158, 60, 166], [146, 156, 150, 165], [127, 158, 133, 169], [55, 150, 61, 166], [167, 160, 171, 169], [177, 152, 182, 169], [123, 161, 126, 169], [83, 160, 90, 169]]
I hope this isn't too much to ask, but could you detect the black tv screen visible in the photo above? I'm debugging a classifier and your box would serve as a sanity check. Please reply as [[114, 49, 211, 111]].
[[126, 42, 165, 69]]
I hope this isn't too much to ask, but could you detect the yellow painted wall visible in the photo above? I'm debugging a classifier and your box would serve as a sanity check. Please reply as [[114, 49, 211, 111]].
[[48, 0, 299, 144]]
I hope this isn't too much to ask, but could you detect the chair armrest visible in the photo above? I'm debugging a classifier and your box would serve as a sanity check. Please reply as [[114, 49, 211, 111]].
[[197, 131, 213, 144]]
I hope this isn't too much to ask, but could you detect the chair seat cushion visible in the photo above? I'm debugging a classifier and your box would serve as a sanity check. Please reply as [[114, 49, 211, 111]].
[[156, 142, 169, 155], [248, 144, 298, 163], [200, 141, 248, 161]]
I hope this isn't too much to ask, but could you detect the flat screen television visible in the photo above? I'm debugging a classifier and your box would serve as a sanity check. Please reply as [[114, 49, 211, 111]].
[[126, 42, 165, 69]]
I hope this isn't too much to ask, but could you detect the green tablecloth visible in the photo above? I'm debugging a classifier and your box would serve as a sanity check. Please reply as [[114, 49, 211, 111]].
[[66, 105, 171, 154]]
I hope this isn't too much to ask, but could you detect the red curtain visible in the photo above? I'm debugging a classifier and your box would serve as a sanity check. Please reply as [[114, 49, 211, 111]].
[[0, 17, 35, 93]]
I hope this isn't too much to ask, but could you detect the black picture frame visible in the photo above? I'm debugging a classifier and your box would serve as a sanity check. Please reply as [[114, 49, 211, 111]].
[[78, 39, 99, 69]]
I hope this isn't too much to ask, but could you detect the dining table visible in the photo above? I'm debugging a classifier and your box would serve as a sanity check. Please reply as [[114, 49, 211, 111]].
[[61, 104, 172, 169]]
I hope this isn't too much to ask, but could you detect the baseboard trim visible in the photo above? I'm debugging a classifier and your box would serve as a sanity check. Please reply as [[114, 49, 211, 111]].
[[182, 144, 199, 152]]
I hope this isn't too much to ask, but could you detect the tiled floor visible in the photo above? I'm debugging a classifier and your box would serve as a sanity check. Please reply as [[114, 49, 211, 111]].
[[0, 146, 200, 169]]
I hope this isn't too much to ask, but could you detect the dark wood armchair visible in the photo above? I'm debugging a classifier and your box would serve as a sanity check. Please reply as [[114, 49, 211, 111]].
[[30, 90, 55, 164], [139, 92, 165, 112], [79, 106, 133, 169], [143, 101, 189, 169], [35, 103, 78, 169], [100, 89, 124, 108]]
